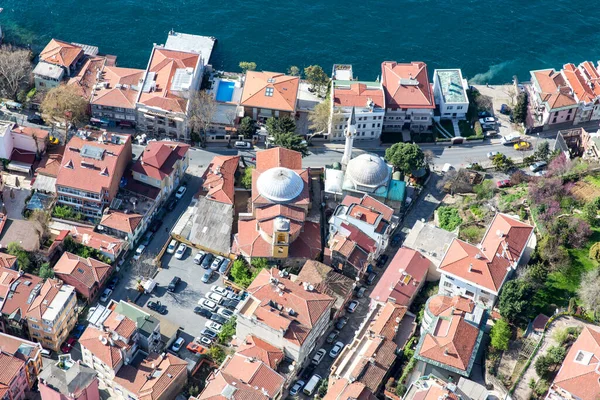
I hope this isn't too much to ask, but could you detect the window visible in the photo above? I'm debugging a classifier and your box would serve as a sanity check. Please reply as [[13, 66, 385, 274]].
[[465, 290, 474, 297], [566, 115, 571, 121], [377, 123, 380, 127], [265, 88, 274, 97], [552, 117, 557, 123], [457, 106, 463, 110], [568, 109, 573, 114], [31, 324, 40, 330], [554, 111, 559, 117], [443, 281, 453, 288], [447, 106, 453, 110]]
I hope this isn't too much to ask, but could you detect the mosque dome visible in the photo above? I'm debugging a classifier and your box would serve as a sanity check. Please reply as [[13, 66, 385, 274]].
[[257, 167, 304, 202], [345, 154, 391, 189]]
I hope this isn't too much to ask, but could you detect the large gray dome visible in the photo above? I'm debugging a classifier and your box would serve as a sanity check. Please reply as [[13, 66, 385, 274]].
[[257, 167, 304, 202], [346, 154, 390, 189]]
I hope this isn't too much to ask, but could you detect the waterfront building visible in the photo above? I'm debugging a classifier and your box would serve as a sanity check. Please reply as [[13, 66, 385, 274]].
[[530, 68, 579, 126], [432, 69, 469, 121], [240, 71, 299, 122], [33, 39, 84, 89], [562, 62, 600, 124]]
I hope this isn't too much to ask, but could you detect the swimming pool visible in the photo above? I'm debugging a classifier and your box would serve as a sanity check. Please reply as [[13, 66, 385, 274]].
[[215, 80, 235, 102]]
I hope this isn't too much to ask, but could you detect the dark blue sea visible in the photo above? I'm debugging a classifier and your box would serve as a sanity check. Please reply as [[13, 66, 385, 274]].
[[1, 0, 599, 84]]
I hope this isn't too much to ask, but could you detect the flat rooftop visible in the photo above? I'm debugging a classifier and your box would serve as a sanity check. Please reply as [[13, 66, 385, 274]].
[[33, 61, 64, 79], [402, 220, 457, 266], [42, 285, 75, 322], [436, 69, 468, 104], [164, 31, 216, 64]]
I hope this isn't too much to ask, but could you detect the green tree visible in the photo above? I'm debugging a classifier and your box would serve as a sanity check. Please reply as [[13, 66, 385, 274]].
[[498, 279, 534, 324], [385, 143, 425, 175], [583, 198, 600, 227], [288, 66, 301, 77], [239, 61, 257, 73], [437, 206, 462, 231], [473, 179, 497, 200], [217, 317, 237, 344], [546, 345, 566, 364], [188, 385, 200, 398], [241, 167, 254, 189], [513, 92, 529, 124], [308, 95, 333, 134], [230, 259, 253, 288], [208, 345, 226, 364], [534, 141, 551, 162], [40, 84, 89, 136], [304, 65, 329, 95], [265, 116, 296, 136], [7, 242, 31, 272], [39, 263, 55, 279], [270, 131, 309, 157], [490, 318, 511, 351], [534, 355, 554, 379], [237, 116, 257, 140], [491, 153, 514, 172]]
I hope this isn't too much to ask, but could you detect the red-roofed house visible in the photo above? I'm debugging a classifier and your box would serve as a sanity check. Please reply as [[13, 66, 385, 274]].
[[131, 141, 189, 201], [0, 332, 44, 392], [240, 71, 299, 122], [370, 248, 431, 307], [562, 62, 600, 125], [329, 75, 385, 141], [381, 61, 435, 135], [53, 252, 114, 301], [324, 379, 376, 400], [198, 155, 240, 205], [237, 335, 284, 370], [547, 325, 600, 400], [403, 375, 463, 400], [438, 213, 534, 308], [328, 222, 378, 278], [0, 351, 28, 400], [56, 226, 127, 262], [98, 210, 144, 243], [0, 268, 43, 339], [530, 68, 579, 127], [0, 253, 17, 269], [236, 268, 334, 366], [38, 39, 84, 77], [56, 133, 132, 219]]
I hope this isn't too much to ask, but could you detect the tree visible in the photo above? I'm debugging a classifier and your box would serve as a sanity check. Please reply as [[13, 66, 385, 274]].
[[0, 45, 32, 100], [188, 385, 200, 398], [237, 117, 257, 140], [239, 62, 257, 73], [385, 143, 425, 175], [265, 116, 296, 136], [304, 65, 329, 95], [241, 167, 253, 189], [40, 84, 88, 135], [498, 279, 535, 324], [7, 242, 31, 272], [437, 206, 462, 231], [583, 198, 600, 227], [217, 317, 236, 344], [188, 90, 217, 144], [423, 150, 435, 167], [535, 355, 554, 379], [288, 66, 300, 77], [39, 263, 55, 279], [534, 141, 551, 162], [270, 131, 309, 157], [513, 92, 529, 124], [491, 153, 514, 172], [473, 179, 497, 200], [230, 259, 253, 288], [490, 318, 511, 351], [578, 268, 600, 318], [546, 346, 566, 364], [308, 96, 332, 134], [208, 345, 226, 364]]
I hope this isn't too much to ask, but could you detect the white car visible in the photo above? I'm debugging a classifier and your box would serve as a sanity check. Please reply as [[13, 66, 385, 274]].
[[290, 380, 305, 396], [196, 336, 212, 346], [171, 337, 185, 352], [175, 186, 187, 199], [205, 292, 224, 304], [210, 256, 224, 271], [312, 348, 326, 365], [166, 239, 177, 254], [211, 285, 228, 296], [198, 298, 218, 311], [133, 245, 146, 261], [205, 320, 222, 332], [194, 251, 206, 265], [479, 117, 496, 125], [100, 288, 112, 302], [217, 307, 235, 319], [234, 141, 252, 149], [329, 341, 344, 358], [175, 243, 187, 259], [487, 151, 499, 159]]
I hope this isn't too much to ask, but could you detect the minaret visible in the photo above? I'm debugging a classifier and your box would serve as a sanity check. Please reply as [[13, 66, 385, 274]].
[[341, 107, 357, 168]]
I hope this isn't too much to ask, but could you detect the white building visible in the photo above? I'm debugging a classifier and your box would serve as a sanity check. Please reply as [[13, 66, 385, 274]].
[[433, 69, 469, 120]]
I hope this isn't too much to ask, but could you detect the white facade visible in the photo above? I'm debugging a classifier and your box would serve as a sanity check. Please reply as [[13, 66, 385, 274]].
[[433, 69, 470, 120], [438, 273, 497, 309], [0, 122, 13, 159], [383, 108, 434, 133], [328, 205, 391, 257], [0, 122, 46, 160]]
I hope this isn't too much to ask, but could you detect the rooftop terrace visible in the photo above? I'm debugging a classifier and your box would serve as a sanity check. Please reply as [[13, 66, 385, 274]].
[[436, 69, 468, 103]]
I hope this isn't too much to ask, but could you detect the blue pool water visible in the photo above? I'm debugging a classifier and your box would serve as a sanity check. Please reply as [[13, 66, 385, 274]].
[[215, 81, 235, 102]]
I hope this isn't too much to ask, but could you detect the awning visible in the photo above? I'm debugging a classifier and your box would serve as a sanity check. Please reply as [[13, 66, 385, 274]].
[[32, 174, 57, 193], [7, 161, 32, 174]]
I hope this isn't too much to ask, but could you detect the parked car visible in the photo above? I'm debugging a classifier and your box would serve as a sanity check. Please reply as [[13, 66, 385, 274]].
[[289, 380, 305, 396], [530, 161, 547, 172], [355, 286, 366, 298], [201, 328, 217, 339], [391, 234, 402, 247], [186, 342, 207, 354], [149, 220, 162, 233], [194, 306, 213, 318], [312, 348, 326, 365], [198, 299, 218, 312], [366, 272, 377, 285], [335, 316, 349, 330], [514, 141, 531, 151], [479, 117, 496, 125], [535, 170, 547, 177], [500, 104, 510, 115], [168, 276, 181, 292], [107, 276, 119, 290], [217, 308, 235, 319], [100, 288, 112, 302], [326, 330, 340, 344], [211, 314, 228, 325], [478, 111, 492, 118], [175, 186, 187, 200], [222, 299, 239, 309], [167, 199, 177, 211], [175, 243, 187, 260], [201, 254, 214, 269], [496, 179, 511, 188], [346, 300, 359, 313], [211, 285, 228, 296], [376, 254, 389, 267], [142, 231, 153, 246], [225, 291, 242, 301], [133, 245, 146, 261], [196, 336, 213, 346], [60, 337, 77, 353], [234, 141, 252, 149], [148, 301, 167, 314], [202, 271, 214, 283], [205, 320, 222, 332], [329, 341, 344, 358], [218, 259, 231, 274], [166, 239, 178, 254], [171, 337, 185, 353], [487, 151, 499, 159], [211, 256, 224, 271], [72, 324, 86, 339], [194, 251, 206, 265], [28, 115, 45, 125], [205, 292, 224, 304]]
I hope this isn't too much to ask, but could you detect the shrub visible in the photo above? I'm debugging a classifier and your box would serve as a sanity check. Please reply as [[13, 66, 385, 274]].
[[438, 207, 462, 232], [52, 205, 84, 221], [474, 121, 483, 136], [490, 318, 511, 351], [461, 225, 484, 243], [217, 317, 236, 344], [534, 355, 553, 379], [241, 167, 253, 189], [229, 259, 254, 288], [208, 345, 226, 364], [474, 179, 497, 200]]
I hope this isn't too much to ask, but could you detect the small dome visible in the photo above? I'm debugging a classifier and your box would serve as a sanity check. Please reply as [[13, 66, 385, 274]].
[[257, 167, 304, 202], [346, 154, 390, 188]]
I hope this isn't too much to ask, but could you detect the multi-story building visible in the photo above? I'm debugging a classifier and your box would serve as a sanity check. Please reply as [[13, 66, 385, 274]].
[[98, 210, 144, 243], [56, 132, 132, 219], [530, 68, 579, 126], [25, 279, 78, 352], [90, 66, 145, 128], [432, 69, 469, 121], [562, 62, 600, 124], [402, 375, 468, 400], [0, 350, 29, 400], [328, 74, 385, 141], [437, 213, 534, 308], [136, 31, 215, 140], [239, 71, 299, 122], [236, 268, 334, 367], [0, 332, 44, 393], [33, 39, 84, 89], [327, 221, 377, 278], [54, 227, 127, 263], [53, 252, 113, 302], [381, 61, 436, 135], [130, 141, 189, 202], [38, 355, 100, 400], [0, 122, 49, 174], [0, 269, 43, 339]]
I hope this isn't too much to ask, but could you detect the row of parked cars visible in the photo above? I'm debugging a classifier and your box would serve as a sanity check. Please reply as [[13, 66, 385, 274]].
[[194, 285, 244, 346]]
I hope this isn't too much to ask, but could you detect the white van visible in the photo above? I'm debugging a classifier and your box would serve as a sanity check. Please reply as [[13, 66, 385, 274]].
[[166, 239, 178, 254], [234, 141, 252, 149], [501, 132, 521, 145], [303, 374, 322, 396]]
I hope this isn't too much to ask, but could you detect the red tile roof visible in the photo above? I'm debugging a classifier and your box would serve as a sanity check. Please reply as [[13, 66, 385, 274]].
[[26, 279, 69, 321], [65, 226, 126, 259], [532, 314, 549, 332], [91, 66, 145, 109], [36, 146, 64, 177], [357, 195, 394, 221], [0, 352, 25, 393], [100, 210, 143, 234], [0, 332, 42, 361], [333, 82, 384, 108], [550, 326, 600, 400], [132, 141, 189, 181], [438, 213, 533, 293], [370, 248, 431, 306], [427, 295, 474, 318], [241, 71, 299, 112], [531, 69, 578, 110], [199, 155, 240, 205], [256, 147, 302, 172], [369, 302, 408, 341], [354, 337, 398, 392], [404, 376, 460, 400], [381, 61, 435, 109], [0, 253, 17, 269], [237, 336, 284, 370], [68, 56, 107, 100], [0, 268, 43, 320], [324, 379, 376, 400], [11, 124, 49, 141], [53, 252, 112, 293], [563, 63, 597, 104], [79, 321, 131, 369], [39, 39, 83, 68]]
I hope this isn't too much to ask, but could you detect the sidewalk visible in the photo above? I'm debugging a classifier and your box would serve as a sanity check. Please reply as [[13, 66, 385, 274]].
[[203, 139, 390, 152]]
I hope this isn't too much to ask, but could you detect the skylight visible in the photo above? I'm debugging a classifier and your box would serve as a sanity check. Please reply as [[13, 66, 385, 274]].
[[265, 87, 274, 97]]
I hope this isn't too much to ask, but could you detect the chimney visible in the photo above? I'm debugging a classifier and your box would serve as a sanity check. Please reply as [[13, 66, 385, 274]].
[[468, 264, 473, 272]]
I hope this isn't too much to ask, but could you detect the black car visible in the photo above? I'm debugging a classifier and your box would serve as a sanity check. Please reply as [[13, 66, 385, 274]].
[[391, 234, 402, 247], [167, 199, 177, 211], [142, 231, 153, 246], [201, 328, 218, 339], [28, 115, 45, 125], [211, 314, 228, 325], [149, 220, 163, 233], [301, 364, 316, 380], [107, 276, 119, 290], [335, 316, 349, 330], [148, 301, 167, 314], [168, 276, 181, 292], [222, 299, 239, 309], [366, 272, 377, 285], [194, 307, 213, 318], [376, 254, 389, 268], [201, 254, 213, 269]]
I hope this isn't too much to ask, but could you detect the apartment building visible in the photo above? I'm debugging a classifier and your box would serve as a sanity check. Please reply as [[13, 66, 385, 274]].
[[53, 252, 113, 302], [33, 39, 84, 89], [381, 61, 436, 135], [38, 355, 100, 400], [56, 132, 132, 219], [0, 332, 44, 393], [239, 71, 300, 122], [98, 210, 144, 243], [432, 69, 470, 120], [530, 68, 579, 126], [562, 62, 600, 124], [0, 351, 29, 400], [0, 269, 43, 339], [25, 279, 78, 352]]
